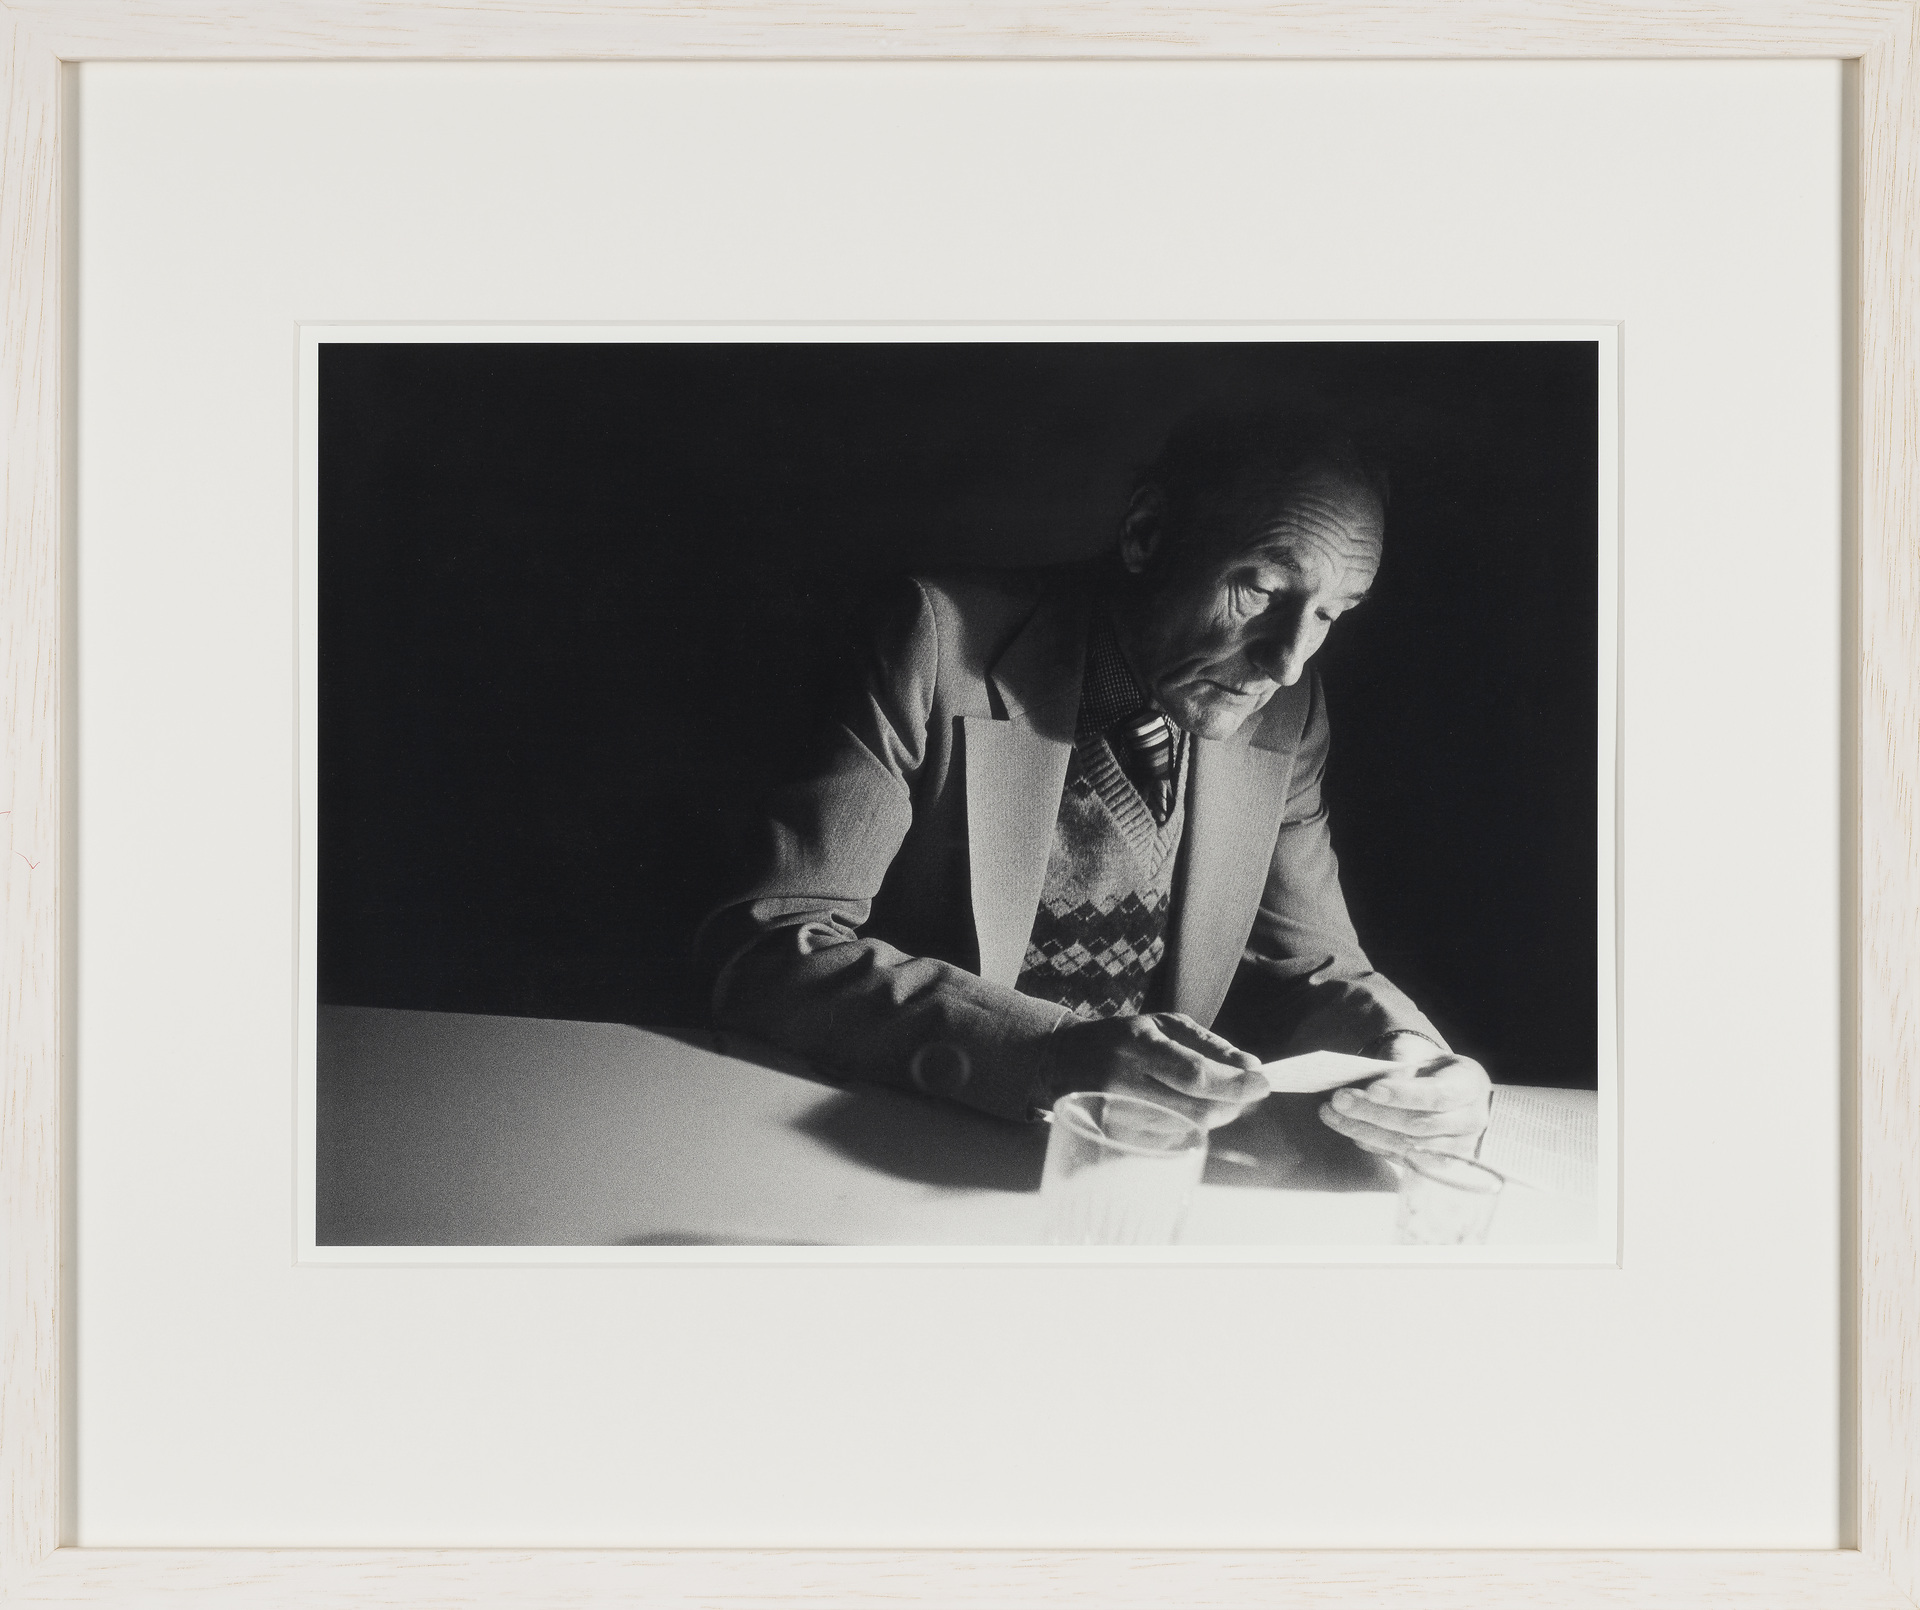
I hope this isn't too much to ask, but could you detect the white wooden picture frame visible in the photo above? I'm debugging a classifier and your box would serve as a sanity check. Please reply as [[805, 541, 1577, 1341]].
[[3, 3, 1914, 1605]]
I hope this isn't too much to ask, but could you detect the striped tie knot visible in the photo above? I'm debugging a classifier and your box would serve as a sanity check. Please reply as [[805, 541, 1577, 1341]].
[[1118, 708, 1176, 822]]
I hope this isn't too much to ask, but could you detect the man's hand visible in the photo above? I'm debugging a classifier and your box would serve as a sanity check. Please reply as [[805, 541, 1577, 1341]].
[[1046, 1012, 1268, 1131], [1316, 1042, 1492, 1158]]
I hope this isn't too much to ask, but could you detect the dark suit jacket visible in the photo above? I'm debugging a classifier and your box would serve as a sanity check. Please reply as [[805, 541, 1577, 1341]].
[[698, 567, 1443, 1121]]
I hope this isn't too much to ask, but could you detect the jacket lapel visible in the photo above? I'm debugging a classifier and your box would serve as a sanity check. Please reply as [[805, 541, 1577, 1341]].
[[963, 588, 1085, 986], [1162, 723, 1295, 1024]]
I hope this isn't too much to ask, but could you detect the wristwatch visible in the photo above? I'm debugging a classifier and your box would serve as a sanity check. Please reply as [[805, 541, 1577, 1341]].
[[1359, 1028, 1447, 1060]]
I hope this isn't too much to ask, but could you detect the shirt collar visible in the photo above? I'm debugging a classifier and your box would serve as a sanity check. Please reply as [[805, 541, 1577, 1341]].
[[1077, 608, 1151, 738]]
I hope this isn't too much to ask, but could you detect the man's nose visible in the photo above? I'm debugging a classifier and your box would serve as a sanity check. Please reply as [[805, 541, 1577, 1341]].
[[1248, 612, 1313, 687]]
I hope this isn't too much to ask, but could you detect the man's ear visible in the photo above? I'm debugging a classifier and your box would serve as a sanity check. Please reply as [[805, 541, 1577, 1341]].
[[1118, 485, 1167, 574]]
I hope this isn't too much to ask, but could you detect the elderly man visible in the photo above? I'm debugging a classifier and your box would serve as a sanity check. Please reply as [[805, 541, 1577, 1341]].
[[699, 412, 1490, 1155]]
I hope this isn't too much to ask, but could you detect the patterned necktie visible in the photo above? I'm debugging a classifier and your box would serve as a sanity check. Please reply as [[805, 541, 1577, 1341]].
[[1117, 707, 1177, 823]]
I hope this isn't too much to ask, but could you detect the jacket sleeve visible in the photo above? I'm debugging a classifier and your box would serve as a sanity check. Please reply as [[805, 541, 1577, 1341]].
[[1222, 672, 1448, 1059], [695, 578, 1074, 1122]]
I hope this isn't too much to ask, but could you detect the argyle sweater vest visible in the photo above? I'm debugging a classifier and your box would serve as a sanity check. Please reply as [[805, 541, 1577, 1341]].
[[1012, 729, 1190, 1020]]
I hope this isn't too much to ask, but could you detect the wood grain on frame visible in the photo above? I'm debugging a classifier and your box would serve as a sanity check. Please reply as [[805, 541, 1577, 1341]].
[[13, 1547, 1920, 1607], [2, 3, 1913, 1605]]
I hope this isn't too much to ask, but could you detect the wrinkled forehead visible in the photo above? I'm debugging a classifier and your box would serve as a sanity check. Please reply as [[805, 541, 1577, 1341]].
[[1187, 464, 1385, 579]]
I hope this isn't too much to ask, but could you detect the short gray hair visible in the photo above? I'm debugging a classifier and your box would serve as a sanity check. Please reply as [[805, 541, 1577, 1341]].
[[1138, 409, 1390, 541]]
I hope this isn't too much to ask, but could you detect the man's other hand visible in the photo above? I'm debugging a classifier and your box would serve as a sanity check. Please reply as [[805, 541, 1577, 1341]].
[[1046, 1012, 1268, 1131], [1316, 1050, 1492, 1158]]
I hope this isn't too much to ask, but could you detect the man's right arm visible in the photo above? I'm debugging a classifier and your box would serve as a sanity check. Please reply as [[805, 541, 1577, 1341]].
[[695, 579, 1074, 1123]]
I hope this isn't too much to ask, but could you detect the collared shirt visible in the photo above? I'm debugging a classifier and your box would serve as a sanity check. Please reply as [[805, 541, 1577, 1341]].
[[1076, 607, 1152, 740], [1076, 606, 1184, 825]]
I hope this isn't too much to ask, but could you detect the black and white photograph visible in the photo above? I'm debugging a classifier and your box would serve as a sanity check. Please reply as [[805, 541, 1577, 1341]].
[[304, 327, 1614, 1255]]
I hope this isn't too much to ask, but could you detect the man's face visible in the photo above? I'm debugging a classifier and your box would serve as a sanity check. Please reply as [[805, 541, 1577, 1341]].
[[1115, 467, 1383, 740]]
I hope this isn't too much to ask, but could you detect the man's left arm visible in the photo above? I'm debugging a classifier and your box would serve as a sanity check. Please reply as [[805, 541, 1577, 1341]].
[[1224, 672, 1490, 1156]]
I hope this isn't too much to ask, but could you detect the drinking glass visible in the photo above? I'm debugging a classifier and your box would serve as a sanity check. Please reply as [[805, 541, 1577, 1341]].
[[1038, 1092, 1208, 1245], [1394, 1148, 1505, 1244]]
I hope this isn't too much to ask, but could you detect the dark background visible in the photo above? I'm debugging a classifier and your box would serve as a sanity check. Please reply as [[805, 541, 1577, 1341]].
[[319, 341, 1599, 1089]]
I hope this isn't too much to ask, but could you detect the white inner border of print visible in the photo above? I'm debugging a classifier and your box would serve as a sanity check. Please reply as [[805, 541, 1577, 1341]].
[[293, 322, 1621, 1269]]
